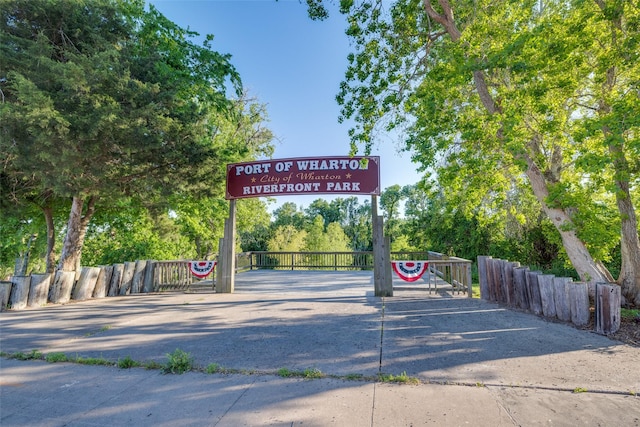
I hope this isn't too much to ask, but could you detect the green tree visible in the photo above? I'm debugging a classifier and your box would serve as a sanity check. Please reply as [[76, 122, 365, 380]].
[[305, 198, 349, 227], [0, 0, 243, 271], [310, 0, 639, 304], [82, 202, 192, 266], [236, 198, 273, 252], [325, 222, 351, 252], [342, 196, 372, 250], [172, 97, 274, 259], [268, 225, 307, 252], [379, 184, 405, 244], [304, 215, 329, 252], [272, 202, 307, 230]]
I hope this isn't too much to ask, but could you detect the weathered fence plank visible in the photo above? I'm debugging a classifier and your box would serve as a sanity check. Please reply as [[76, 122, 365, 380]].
[[484, 258, 496, 301], [72, 267, 100, 301], [595, 283, 621, 335], [538, 274, 556, 319], [143, 261, 155, 293], [108, 264, 124, 296], [490, 259, 504, 303], [553, 277, 572, 322], [28, 273, 51, 307], [93, 266, 113, 298], [478, 257, 487, 300], [526, 271, 543, 316], [513, 267, 530, 310], [130, 260, 147, 294], [504, 262, 519, 306], [49, 271, 75, 304], [9, 276, 30, 310], [498, 259, 509, 304], [119, 261, 136, 295], [569, 282, 590, 327], [0, 281, 12, 311]]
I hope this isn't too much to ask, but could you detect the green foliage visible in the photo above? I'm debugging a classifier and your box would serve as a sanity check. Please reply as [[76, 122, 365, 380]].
[[377, 371, 419, 384], [272, 202, 308, 230], [73, 355, 114, 366], [236, 198, 273, 252], [330, 0, 640, 291], [303, 368, 324, 379], [162, 349, 194, 374], [143, 360, 164, 370], [81, 202, 193, 266], [8, 349, 43, 361], [277, 367, 294, 377], [118, 356, 141, 369], [45, 352, 68, 363], [0, 0, 274, 270], [276, 367, 324, 379], [621, 308, 639, 321], [268, 225, 307, 252], [206, 363, 221, 374]]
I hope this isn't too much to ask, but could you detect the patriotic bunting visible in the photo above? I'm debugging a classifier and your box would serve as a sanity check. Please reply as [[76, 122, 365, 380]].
[[189, 261, 217, 278], [391, 261, 429, 282]]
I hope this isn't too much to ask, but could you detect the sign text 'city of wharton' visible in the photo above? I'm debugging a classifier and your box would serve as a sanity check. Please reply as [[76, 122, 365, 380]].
[[226, 156, 380, 199]]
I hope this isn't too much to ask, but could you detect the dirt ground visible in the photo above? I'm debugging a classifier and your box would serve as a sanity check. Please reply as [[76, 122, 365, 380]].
[[611, 317, 640, 347]]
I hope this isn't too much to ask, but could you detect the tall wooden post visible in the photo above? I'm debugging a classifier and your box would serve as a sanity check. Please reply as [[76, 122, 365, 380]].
[[372, 195, 392, 297], [218, 199, 236, 293]]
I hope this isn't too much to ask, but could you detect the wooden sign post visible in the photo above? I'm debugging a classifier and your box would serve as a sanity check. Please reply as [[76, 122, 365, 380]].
[[217, 199, 236, 293], [372, 195, 392, 297]]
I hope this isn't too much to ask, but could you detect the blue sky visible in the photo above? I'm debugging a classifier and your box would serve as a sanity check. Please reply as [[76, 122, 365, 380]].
[[148, 0, 422, 211]]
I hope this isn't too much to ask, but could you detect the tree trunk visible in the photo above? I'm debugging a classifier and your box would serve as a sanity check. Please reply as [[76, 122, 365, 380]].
[[14, 233, 36, 276], [42, 205, 56, 274], [613, 158, 640, 306], [525, 158, 613, 286], [57, 196, 97, 272]]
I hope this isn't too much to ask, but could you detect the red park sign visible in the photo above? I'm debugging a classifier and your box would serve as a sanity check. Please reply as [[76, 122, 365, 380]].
[[226, 156, 380, 200]]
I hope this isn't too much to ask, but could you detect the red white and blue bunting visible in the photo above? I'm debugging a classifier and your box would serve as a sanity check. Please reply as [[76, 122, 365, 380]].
[[391, 261, 429, 282], [189, 261, 217, 278]]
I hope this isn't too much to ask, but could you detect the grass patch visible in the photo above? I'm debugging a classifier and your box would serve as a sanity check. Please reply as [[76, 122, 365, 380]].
[[8, 350, 43, 361], [277, 367, 294, 377], [276, 367, 324, 379], [303, 368, 324, 379], [73, 355, 114, 366], [45, 352, 69, 363], [144, 360, 164, 370], [573, 387, 588, 393], [378, 371, 420, 384], [118, 355, 141, 369], [206, 363, 221, 374], [345, 373, 365, 381], [472, 283, 481, 298], [621, 308, 639, 320], [162, 349, 194, 374]]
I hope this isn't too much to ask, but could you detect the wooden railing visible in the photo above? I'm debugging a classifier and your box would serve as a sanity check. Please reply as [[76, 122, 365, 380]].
[[238, 251, 374, 271], [152, 261, 194, 291], [236, 251, 473, 295]]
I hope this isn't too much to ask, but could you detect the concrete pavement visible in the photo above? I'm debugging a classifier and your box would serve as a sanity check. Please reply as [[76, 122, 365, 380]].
[[1, 270, 638, 426]]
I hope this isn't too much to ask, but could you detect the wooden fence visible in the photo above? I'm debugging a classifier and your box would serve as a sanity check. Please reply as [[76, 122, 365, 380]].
[[0, 260, 213, 311], [1, 251, 474, 310], [477, 256, 621, 335]]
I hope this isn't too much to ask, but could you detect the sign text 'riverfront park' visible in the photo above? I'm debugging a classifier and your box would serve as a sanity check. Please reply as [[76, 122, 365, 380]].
[[226, 156, 380, 200]]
